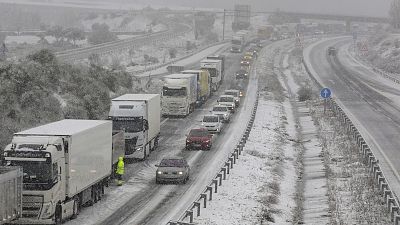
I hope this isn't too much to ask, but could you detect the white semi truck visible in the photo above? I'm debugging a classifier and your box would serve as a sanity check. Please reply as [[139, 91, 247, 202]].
[[0, 167, 22, 224], [2, 120, 115, 224], [162, 74, 198, 117], [200, 59, 222, 92], [109, 94, 160, 160]]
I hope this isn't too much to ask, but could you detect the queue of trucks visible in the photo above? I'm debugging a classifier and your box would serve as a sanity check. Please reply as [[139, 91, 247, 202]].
[[0, 93, 161, 224], [162, 55, 226, 117], [0, 43, 236, 224]]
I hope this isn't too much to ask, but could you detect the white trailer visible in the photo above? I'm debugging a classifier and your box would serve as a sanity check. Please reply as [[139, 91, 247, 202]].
[[109, 94, 160, 160], [200, 59, 222, 92], [0, 167, 22, 224], [162, 74, 198, 117], [3, 120, 113, 224]]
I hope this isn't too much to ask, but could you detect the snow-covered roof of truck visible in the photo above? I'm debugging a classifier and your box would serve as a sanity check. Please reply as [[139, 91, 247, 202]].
[[200, 59, 220, 63], [16, 119, 110, 136], [182, 70, 202, 74], [112, 94, 159, 101], [164, 74, 196, 79]]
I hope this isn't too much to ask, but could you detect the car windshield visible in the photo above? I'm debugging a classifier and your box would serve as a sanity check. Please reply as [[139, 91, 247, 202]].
[[189, 129, 209, 136], [225, 91, 238, 97], [159, 159, 186, 167], [203, 116, 219, 122], [213, 106, 227, 112], [219, 97, 234, 102]]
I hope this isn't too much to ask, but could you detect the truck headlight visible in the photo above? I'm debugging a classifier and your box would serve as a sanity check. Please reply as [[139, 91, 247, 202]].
[[41, 202, 53, 219]]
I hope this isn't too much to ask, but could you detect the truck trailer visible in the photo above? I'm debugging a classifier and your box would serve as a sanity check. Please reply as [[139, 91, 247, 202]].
[[109, 94, 160, 160], [206, 55, 225, 83], [2, 119, 113, 224], [182, 70, 211, 105], [0, 167, 22, 224], [200, 59, 222, 92], [162, 74, 198, 117]]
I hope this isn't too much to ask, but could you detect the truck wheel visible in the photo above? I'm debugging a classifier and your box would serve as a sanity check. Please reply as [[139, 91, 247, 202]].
[[55, 205, 62, 225], [153, 137, 159, 150], [71, 198, 79, 219], [141, 147, 147, 161]]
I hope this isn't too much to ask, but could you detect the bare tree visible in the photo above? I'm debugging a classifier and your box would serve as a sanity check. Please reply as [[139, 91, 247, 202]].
[[390, 0, 400, 29]]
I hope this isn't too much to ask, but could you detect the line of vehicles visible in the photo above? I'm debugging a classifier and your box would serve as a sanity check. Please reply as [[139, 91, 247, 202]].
[[0, 42, 260, 224], [0, 93, 160, 224], [156, 45, 262, 185], [161, 55, 225, 117]]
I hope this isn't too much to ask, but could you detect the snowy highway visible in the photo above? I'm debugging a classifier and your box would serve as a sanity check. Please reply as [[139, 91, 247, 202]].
[[305, 37, 400, 198], [63, 45, 257, 225]]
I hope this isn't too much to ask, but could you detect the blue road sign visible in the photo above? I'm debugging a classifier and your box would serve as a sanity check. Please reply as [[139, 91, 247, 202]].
[[320, 88, 331, 99]]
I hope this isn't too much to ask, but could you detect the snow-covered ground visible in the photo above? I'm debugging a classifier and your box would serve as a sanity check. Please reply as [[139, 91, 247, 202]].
[[195, 42, 299, 225]]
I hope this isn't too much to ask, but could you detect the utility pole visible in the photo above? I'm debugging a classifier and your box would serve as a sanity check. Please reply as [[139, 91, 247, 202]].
[[193, 8, 197, 40], [222, 9, 226, 40]]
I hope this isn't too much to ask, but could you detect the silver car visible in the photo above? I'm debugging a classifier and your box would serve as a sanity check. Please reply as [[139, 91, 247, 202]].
[[212, 105, 232, 123], [156, 157, 190, 184]]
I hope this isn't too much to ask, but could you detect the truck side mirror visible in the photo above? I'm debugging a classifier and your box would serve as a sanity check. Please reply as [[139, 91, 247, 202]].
[[143, 120, 149, 131]]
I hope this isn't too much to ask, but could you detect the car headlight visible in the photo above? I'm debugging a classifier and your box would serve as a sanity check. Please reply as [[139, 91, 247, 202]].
[[205, 139, 210, 143], [136, 147, 143, 151], [186, 139, 190, 143], [178, 171, 183, 175], [235, 99, 239, 102], [157, 171, 162, 174]]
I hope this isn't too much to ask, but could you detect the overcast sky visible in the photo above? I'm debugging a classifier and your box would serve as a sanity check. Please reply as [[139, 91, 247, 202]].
[[131, 0, 391, 17]]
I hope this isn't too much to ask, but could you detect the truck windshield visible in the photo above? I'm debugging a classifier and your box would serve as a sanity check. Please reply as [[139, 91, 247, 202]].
[[113, 117, 143, 133], [163, 87, 187, 97], [219, 97, 234, 102], [205, 68, 217, 77], [8, 160, 54, 190], [231, 39, 241, 45]]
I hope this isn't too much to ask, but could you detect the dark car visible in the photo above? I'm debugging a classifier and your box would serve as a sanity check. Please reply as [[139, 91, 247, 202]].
[[156, 157, 190, 184], [186, 128, 213, 150], [328, 46, 337, 56], [236, 69, 249, 79]]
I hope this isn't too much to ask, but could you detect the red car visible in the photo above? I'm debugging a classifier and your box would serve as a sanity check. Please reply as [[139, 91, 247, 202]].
[[186, 128, 213, 150]]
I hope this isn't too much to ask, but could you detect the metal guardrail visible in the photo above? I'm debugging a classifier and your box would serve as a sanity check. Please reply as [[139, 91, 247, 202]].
[[351, 50, 400, 85], [131, 40, 229, 76], [166, 88, 260, 225], [55, 22, 192, 62], [303, 56, 400, 225]]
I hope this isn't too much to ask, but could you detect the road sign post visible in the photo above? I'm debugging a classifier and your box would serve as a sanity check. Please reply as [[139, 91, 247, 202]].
[[320, 88, 332, 114]]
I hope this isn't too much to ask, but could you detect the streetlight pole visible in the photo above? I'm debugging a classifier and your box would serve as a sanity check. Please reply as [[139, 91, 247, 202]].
[[222, 9, 226, 40]]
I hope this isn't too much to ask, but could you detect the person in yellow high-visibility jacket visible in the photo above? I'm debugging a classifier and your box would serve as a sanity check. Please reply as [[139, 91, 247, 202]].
[[116, 156, 125, 186]]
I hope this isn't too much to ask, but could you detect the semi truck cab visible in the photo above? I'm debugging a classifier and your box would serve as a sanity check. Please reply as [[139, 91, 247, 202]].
[[3, 136, 70, 224]]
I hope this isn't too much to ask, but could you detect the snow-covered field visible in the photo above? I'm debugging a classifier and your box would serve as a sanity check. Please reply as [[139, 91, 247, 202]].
[[195, 42, 299, 225]]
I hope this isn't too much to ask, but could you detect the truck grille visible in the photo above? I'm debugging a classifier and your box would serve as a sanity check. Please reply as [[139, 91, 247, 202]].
[[22, 195, 43, 218]]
